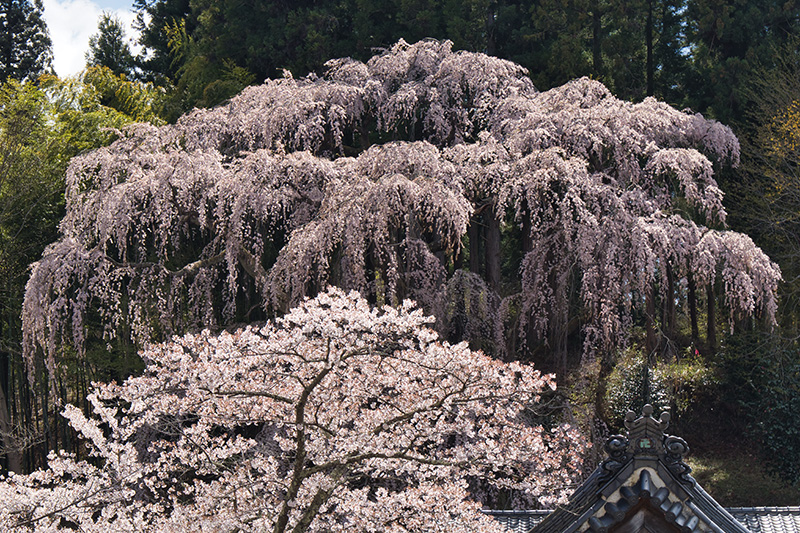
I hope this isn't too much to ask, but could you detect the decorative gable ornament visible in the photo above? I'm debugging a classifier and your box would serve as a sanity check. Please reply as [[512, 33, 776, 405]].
[[531, 404, 752, 533]]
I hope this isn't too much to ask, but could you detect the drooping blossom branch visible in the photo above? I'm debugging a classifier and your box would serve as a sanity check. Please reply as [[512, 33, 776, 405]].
[[23, 39, 779, 369]]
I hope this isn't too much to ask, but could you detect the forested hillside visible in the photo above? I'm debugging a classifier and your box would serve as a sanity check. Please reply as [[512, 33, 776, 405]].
[[0, 1, 799, 529]]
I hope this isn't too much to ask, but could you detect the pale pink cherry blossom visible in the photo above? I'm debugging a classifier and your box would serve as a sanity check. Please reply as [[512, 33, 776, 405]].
[[2, 288, 586, 532], [23, 39, 779, 372]]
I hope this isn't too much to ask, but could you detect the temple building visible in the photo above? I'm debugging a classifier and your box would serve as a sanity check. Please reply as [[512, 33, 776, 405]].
[[486, 405, 800, 533]]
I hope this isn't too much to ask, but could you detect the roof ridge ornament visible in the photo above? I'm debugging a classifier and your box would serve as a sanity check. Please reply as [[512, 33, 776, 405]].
[[625, 403, 670, 456], [600, 404, 693, 484], [530, 405, 756, 533]]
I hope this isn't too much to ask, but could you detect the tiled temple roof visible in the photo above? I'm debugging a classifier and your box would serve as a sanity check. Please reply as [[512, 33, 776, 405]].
[[484, 508, 800, 533], [482, 510, 549, 532], [730, 507, 800, 533], [483, 405, 799, 533]]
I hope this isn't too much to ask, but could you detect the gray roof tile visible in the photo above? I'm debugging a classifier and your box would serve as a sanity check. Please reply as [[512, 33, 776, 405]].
[[729, 507, 800, 533], [485, 508, 800, 533], [482, 510, 549, 533]]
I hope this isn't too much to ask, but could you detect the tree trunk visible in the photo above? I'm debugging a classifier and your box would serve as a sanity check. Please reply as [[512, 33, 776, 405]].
[[0, 296, 21, 472], [0, 380, 22, 472], [688, 270, 699, 345], [707, 282, 716, 355], [453, 235, 463, 270], [522, 212, 533, 255], [592, 0, 603, 77], [646, 0, 654, 96], [663, 263, 676, 358], [469, 216, 481, 276], [645, 283, 657, 356], [486, 0, 497, 56], [551, 292, 568, 383], [485, 206, 501, 293]]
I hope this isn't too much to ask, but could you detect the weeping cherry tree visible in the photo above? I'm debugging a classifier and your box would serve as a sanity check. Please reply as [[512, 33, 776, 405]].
[[23, 39, 780, 379]]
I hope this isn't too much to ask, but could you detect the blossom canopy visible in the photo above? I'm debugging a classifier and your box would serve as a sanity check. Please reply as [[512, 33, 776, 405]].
[[23, 39, 780, 372], [1, 288, 585, 532]]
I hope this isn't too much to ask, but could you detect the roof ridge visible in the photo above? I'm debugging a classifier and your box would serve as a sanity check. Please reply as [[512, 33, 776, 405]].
[[728, 507, 800, 513]]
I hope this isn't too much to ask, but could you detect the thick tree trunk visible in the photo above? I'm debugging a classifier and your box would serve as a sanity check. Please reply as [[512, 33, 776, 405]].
[[522, 213, 533, 255], [688, 270, 699, 345], [485, 0, 497, 56], [707, 282, 716, 355], [469, 216, 481, 276], [645, 283, 657, 356], [646, 0, 654, 96], [485, 206, 501, 293], [592, 1, 603, 77], [551, 296, 568, 383]]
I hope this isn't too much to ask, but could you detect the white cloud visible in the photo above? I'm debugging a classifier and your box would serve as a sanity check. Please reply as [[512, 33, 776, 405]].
[[42, 0, 141, 78]]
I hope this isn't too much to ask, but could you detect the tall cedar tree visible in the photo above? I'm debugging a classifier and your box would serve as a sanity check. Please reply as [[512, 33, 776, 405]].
[[133, 0, 192, 82], [134, 0, 693, 113], [86, 13, 135, 78], [685, 0, 800, 123], [0, 0, 51, 82]]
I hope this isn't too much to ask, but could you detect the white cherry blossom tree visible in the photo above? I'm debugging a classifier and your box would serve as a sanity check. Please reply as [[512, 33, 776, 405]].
[[0, 288, 585, 532], [22, 39, 780, 378]]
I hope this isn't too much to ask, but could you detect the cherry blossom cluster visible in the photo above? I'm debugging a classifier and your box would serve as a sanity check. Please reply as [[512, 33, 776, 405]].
[[23, 39, 779, 367], [3, 289, 585, 531]]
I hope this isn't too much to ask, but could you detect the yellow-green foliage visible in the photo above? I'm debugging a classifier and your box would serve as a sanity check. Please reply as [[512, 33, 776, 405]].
[[40, 67, 165, 155], [768, 100, 800, 157], [604, 346, 717, 429], [658, 349, 719, 413]]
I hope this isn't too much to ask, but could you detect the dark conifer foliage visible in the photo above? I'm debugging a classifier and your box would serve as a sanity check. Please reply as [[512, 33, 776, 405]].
[[0, 0, 51, 82], [686, 0, 800, 123], [86, 13, 135, 78], [132, 0, 699, 114], [133, 0, 192, 82]]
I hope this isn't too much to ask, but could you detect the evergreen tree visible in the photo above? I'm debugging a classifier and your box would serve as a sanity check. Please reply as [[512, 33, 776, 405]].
[[0, 0, 51, 82], [685, 0, 800, 123], [133, 0, 192, 82], [518, 0, 689, 103], [86, 13, 135, 78]]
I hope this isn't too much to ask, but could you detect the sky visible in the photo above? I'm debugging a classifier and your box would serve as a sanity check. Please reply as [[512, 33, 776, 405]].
[[42, 0, 142, 78]]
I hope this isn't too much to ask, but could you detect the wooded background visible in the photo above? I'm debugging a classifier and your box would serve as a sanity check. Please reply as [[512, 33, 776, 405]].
[[1, 0, 800, 501]]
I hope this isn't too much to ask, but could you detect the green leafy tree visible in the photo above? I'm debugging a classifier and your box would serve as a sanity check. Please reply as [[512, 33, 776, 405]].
[[42, 67, 165, 152], [0, 0, 52, 82], [0, 69, 165, 473], [0, 80, 62, 472], [730, 38, 800, 333], [86, 13, 135, 78]]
